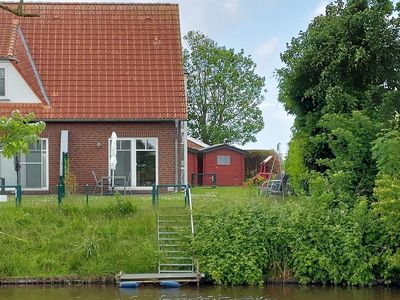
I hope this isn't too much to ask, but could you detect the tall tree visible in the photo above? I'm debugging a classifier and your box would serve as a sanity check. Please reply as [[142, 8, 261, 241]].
[[184, 31, 265, 145], [0, 110, 45, 158], [277, 0, 400, 197]]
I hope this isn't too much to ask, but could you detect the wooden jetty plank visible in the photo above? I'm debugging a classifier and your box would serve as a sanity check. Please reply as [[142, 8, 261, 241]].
[[120, 272, 203, 283]]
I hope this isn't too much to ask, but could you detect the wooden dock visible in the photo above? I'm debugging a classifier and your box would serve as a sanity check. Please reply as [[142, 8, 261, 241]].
[[119, 272, 203, 284]]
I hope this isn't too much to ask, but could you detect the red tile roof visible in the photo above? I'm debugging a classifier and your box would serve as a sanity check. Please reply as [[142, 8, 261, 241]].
[[187, 136, 209, 150], [0, 2, 187, 120]]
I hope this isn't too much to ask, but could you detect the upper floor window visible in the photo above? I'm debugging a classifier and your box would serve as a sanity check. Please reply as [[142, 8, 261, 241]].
[[0, 68, 5, 96]]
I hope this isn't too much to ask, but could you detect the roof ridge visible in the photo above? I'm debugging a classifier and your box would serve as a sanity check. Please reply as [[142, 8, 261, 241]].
[[3, 2, 178, 6], [6, 19, 19, 58]]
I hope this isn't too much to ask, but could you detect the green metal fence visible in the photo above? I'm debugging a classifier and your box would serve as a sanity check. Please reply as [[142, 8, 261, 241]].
[[191, 173, 216, 189], [0, 185, 22, 207], [152, 184, 191, 207]]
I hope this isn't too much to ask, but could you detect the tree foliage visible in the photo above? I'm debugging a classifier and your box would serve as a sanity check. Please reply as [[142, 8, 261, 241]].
[[278, 0, 400, 196], [0, 110, 45, 158], [371, 114, 400, 281], [184, 31, 265, 145]]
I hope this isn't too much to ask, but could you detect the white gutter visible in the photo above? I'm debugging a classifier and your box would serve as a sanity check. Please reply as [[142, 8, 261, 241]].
[[175, 119, 179, 185]]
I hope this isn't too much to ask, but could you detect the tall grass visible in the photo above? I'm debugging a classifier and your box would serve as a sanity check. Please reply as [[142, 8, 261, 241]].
[[0, 187, 280, 280], [0, 193, 158, 277]]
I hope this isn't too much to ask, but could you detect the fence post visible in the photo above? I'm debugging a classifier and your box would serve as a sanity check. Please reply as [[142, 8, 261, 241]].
[[16, 185, 21, 207], [0, 177, 5, 194], [212, 174, 216, 189], [57, 182, 62, 206], [185, 184, 190, 206], [85, 184, 89, 207], [191, 173, 195, 188], [152, 183, 156, 207]]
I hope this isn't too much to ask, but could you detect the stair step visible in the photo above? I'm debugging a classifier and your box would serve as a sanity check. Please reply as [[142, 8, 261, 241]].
[[159, 263, 194, 267], [158, 220, 188, 223], [159, 270, 194, 274], [160, 257, 193, 261], [159, 232, 179, 235], [159, 225, 188, 228]]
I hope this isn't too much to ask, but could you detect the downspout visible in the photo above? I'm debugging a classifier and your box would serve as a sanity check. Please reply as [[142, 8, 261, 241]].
[[183, 71, 189, 185], [175, 119, 179, 186], [182, 120, 188, 185]]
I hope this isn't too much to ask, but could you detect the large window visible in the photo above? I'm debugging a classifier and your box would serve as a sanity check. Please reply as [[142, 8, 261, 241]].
[[0, 139, 48, 189], [115, 140, 132, 186], [136, 139, 156, 187], [110, 138, 158, 189], [0, 68, 5, 96]]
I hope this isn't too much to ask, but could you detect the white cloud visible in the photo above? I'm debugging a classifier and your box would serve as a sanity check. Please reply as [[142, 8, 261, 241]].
[[254, 37, 279, 73], [178, 0, 247, 38], [256, 37, 279, 59], [312, 1, 329, 18], [243, 102, 294, 154]]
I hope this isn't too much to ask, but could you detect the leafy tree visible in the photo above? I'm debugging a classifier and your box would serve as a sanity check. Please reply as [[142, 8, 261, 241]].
[[277, 0, 400, 196], [371, 114, 400, 281], [0, 110, 45, 158], [184, 31, 265, 145], [284, 132, 308, 194]]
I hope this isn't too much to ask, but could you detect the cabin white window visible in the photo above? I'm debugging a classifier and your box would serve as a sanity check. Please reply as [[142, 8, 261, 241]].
[[217, 155, 231, 166], [0, 139, 49, 190], [0, 68, 5, 96], [109, 138, 158, 189]]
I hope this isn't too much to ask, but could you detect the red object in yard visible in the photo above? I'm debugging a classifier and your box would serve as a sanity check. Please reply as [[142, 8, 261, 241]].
[[201, 144, 246, 186], [188, 150, 198, 183], [186, 138, 246, 187], [252, 155, 281, 182]]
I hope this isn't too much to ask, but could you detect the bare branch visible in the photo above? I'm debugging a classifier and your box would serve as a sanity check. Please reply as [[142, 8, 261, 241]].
[[0, 1, 39, 17]]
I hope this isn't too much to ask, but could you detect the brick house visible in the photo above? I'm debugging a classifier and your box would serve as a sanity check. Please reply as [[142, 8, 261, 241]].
[[0, 3, 188, 193]]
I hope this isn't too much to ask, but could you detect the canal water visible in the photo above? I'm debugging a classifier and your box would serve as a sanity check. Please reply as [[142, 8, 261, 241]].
[[0, 285, 399, 300]]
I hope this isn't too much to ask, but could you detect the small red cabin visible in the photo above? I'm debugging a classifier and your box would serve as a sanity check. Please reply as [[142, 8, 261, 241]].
[[202, 145, 246, 186], [187, 137, 246, 187]]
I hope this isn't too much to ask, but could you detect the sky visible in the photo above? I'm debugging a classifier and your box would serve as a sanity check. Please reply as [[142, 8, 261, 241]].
[[30, 0, 331, 154]]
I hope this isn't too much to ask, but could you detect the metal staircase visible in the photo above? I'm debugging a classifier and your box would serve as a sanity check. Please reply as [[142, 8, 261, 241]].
[[155, 185, 197, 274], [118, 185, 202, 286]]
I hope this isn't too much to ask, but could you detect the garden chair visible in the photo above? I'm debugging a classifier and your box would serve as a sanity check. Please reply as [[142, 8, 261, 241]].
[[114, 171, 132, 194], [92, 170, 104, 194]]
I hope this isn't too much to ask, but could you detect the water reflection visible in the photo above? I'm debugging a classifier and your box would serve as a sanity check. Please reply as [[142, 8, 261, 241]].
[[0, 285, 399, 300]]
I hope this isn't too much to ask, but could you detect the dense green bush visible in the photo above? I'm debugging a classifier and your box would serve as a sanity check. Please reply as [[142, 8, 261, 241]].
[[190, 189, 398, 286], [371, 124, 400, 282], [191, 202, 269, 285]]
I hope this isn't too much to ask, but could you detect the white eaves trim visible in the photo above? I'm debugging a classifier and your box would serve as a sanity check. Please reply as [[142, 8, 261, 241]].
[[187, 136, 209, 148]]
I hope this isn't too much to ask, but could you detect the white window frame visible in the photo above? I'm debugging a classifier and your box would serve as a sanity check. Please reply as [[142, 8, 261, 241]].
[[0, 67, 6, 98], [217, 155, 231, 166], [0, 138, 49, 191], [108, 137, 158, 191]]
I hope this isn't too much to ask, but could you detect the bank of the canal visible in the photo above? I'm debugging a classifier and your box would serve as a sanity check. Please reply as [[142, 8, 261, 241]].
[[0, 187, 399, 286]]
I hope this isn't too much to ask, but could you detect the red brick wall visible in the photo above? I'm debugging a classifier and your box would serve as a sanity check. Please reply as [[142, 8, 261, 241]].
[[203, 149, 245, 186], [40, 122, 180, 193]]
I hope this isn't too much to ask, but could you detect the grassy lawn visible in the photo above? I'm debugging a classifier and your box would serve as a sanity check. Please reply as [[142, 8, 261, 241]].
[[0, 186, 264, 278]]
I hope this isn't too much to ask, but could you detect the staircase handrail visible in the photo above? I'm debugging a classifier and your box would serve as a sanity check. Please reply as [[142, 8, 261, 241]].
[[186, 185, 195, 239]]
